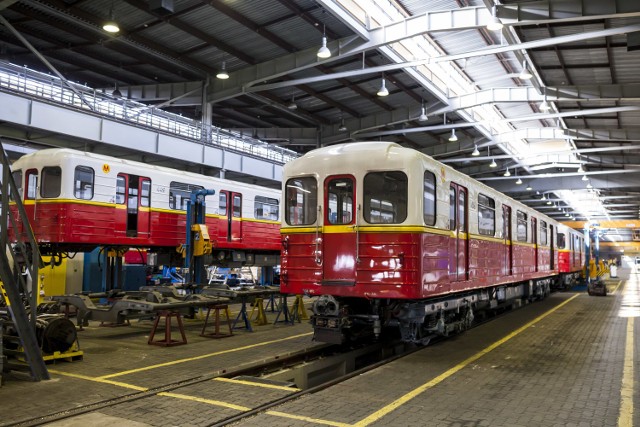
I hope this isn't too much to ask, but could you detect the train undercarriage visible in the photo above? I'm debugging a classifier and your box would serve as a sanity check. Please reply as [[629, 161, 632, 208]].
[[311, 278, 553, 345]]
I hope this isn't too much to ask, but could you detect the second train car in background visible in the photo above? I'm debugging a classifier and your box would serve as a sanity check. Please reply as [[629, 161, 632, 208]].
[[9, 148, 281, 266], [279, 141, 584, 344]]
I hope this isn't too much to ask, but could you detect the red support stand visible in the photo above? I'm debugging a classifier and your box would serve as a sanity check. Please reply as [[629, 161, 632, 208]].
[[200, 304, 233, 339], [148, 310, 187, 346]]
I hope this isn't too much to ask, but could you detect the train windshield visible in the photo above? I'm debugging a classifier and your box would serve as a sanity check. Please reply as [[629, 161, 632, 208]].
[[363, 171, 408, 224], [285, 177, 317, 226]]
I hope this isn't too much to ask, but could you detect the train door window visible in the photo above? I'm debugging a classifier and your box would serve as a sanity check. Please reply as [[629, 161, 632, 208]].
[[516, 210, 528, 242], [327, 178, 353, 225], [10, 170, 22, 200], [254, 196, 279, 220], [423, 171, 436, 226], [116, 175, 126, 204], [540, 220, 548, 245], [233, 194, 241, 217], [41, 166, 62, 198], [140, 178, 150, 207], [169, 181, 204, 210], [557, 232, 566, 249], [25, 169, 38, 200], [458, 188, 467, 231], [478, 193, 495, 236], [363, 171, 407, 224], [285, 177, 318, 226], [449, 188, 456, 230], [219, 192, 227, 214], [74, 166, 94, 200]]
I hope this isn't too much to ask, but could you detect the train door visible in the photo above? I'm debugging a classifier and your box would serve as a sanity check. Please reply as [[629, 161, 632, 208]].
[[322, 175, 356, 285], [531, 217, 538, 271], [550, 225, 555, 270], [502, 205, 513, 275], [115, 174, 150, 238], [219, 190, 242, 242], [449, 183, 468, 281]]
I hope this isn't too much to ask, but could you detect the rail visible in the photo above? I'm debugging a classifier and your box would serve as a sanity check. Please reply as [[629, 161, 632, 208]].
[[0, 61, 299, 165]]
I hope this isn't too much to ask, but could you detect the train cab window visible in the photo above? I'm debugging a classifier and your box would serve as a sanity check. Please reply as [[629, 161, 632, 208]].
[[423, 171, 436, 226], [557, 232, 566, 249], [478, 194, 495, 236], [516, 210, 528, 242], [74, 166, 94, 200], [285, 177, 318, 226], [363, 171, 407, 224], [10, 170, 22, 200], [540, 220, 548, 245], [327, 178, 353, 225], [25, 169, 38, 200], [41, 166, 62, 198], [169, 181, 204, 210], [255, 196, 279, 221]]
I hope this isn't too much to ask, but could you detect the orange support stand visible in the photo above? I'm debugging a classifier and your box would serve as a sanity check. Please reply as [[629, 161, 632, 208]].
[[200, 304, 233, 339], [148, 310, 187, 346]]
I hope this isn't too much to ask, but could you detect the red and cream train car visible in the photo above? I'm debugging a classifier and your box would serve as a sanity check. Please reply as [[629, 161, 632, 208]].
[[9, 148, 281, 266], [279, 142, 584, 344]]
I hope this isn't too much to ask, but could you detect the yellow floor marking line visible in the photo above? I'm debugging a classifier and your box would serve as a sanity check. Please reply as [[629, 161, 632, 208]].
[[158, 392, 250, 411], [611, 280, 623, 295], [47, 369, 148, 391], [214, 377, 302, 391], [97, 332, 313, 380], [618, 317, 634, 427], [353, 294, 581, 427], [266, 410, 353, 427]]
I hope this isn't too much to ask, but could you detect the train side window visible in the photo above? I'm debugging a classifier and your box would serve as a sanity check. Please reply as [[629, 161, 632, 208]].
[[10, 170, 22, 200], [116, 175, 126, 204], [477, 193, 495, 236], [516, 210, 527, 242], [540, 220, 548, 245], [285, 177, 317, 226], [74, 166, 94, 200], [557, 232, 566, 249], [255, 195, 279, 220], [169, 181, 204, 210], [327, 178, 353, 225], [25, 169, 38, 200], [41, 166, 62, 198], [423, 171, 436, 226], [363, 171, 407, 224]]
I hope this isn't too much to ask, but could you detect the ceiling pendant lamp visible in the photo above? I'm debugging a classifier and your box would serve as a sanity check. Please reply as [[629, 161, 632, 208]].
[[526, 183, 532, 191], [486, 5, 503, 31], [489, 158, 497, 168], [338, 113, 347, 132], [216, 61, 230, 80], [449, 129, 458, 142], [103, 2, 120, 33], [519, 60, 532, 80], [317, 24, 331, 59], [503, 168, 511, 177], [582, 175, 588, 181], [471, 144, 480, 156], [539, 87, 550, 111], [418, 100, 428, 122], [377, 75, 389, 97]]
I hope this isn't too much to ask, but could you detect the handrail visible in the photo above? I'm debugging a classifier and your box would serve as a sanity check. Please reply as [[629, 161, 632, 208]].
[[0, 61, 299, 165]]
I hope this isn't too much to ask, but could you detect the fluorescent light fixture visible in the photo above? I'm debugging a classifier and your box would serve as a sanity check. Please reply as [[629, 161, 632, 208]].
[[449, 129, 458, 142], [216, 62, 230, 80], [377, 77, 389, 97], [317, 35, 331, 59]]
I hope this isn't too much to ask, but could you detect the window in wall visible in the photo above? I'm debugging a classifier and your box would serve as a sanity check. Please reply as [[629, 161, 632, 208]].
[[478, 193, 496, 236], [327, 178, 353, 224], [516, 210, 528, 242], [41, 166, 62, 198], [363, 171, 408, 224], [423, 171, 436, 226], [255, 196, 279, 220], [557, 232, 566, 249], [25, 169, 38, 200], [169, 181, 204, 210], [285, 177, 318, 226], [540, 220, 548, 245], [74, 166, 94, 200]]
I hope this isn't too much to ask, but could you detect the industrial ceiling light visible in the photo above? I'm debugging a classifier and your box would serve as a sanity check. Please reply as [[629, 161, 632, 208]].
[[471, 144, 480, 156], [546, 198, 552, 205], [103, 2, 120, 33], [449, 129, 458, 142], [418, 100, 428, 122], [111, 82, 122, 98], [489, 158, 497, 168], [539, 87, 550, 111], [519, 60, 532, 80], [317, 25, 331, 59], [377, 75, 389, 97], [577, 164, 584, 173], [286, 92, 297, 110], [541, 193, 546, 201], [516, 177, 522, 185], [503, 168, 510, 177], [526, 183, 532, 191], [587, 182, 593, 189], [486, 5, 503, 31], [338, 114, 347, 132], [582, 175, 588, 181], [216, 61, 229, 80]]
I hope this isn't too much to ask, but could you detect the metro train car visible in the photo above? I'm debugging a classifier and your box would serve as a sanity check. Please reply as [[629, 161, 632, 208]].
[[8, 148, 281, 266], [556, 223, 585, 288], [279, 141, 585, 344]]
